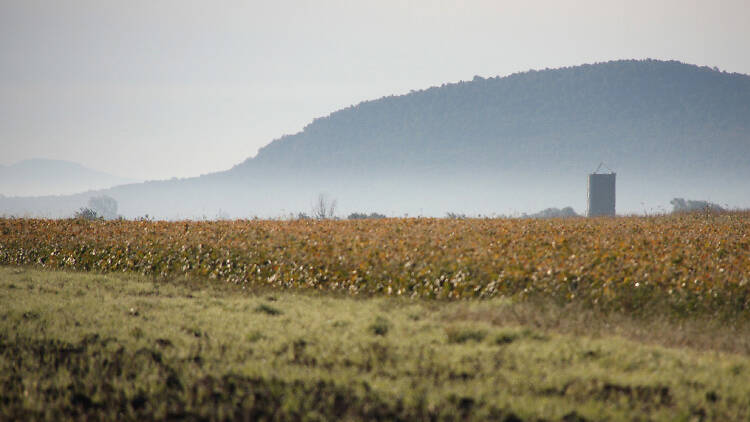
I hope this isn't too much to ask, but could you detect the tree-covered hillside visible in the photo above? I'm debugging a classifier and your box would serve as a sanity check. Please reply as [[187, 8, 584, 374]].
[[238, 59, 750, 179]]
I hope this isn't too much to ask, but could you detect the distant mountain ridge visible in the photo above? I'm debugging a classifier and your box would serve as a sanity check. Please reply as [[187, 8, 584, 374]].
[[0, 159, 138, 197], [1, 59, 749, 218], [237, 59, 749, 177]]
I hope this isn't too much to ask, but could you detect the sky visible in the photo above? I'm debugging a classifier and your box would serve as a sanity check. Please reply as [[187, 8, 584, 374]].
[[2, 0, 749, 181]]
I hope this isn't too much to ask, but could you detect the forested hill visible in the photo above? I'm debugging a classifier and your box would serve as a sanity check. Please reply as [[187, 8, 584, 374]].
[[2, 59, 749, 218], [235, 59, 750, 180]]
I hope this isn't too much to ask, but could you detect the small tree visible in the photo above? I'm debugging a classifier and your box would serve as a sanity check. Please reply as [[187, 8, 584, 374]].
[[311, 194, 337, 220]]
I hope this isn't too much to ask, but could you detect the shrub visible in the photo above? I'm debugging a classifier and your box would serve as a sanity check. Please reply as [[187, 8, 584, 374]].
[[369, 316, 390, 336], [255, 304, 282, 316], [670, 198, 724, 213], [74, 208, 100, 220], [445, 327, 487, 344], [348, 212, 387, 220], [247, 331, 265, 343]]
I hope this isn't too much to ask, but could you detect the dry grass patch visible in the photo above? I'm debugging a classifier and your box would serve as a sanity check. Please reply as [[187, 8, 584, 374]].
[[2, 267, 750, 421]]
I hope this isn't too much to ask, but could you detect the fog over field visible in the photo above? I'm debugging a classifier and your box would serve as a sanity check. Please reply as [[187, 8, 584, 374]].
[[2, 1, 749, 218], [2, 60, 750, 219]]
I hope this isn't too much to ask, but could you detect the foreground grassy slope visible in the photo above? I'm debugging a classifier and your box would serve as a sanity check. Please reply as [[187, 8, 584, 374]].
[[2, 267, 750, 421]]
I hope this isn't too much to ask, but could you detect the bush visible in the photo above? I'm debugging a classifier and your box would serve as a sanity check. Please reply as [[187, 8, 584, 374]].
[[255, 304, 282, 316], [671, 198, 724, 213], [348, 212, 387, 220], [369, 316, 390, 336], [445, 327, 487, 344], [524, 207, 580, 219], [74, 208, 100, 220]]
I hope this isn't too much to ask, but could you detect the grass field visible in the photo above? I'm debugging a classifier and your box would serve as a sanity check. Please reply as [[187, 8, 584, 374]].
[[2, 266, 750, 421], [1, 214, 750, 420]]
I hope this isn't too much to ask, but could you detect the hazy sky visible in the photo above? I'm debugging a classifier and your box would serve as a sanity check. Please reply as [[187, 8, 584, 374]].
[[2, 0, 749, 180]]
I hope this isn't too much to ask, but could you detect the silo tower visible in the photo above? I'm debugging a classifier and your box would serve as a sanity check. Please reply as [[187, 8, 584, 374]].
[[587, 163, 616, 217]]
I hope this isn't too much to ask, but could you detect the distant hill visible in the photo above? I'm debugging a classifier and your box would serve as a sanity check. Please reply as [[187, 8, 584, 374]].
[[2, 60, 749, 218], [0, 159, 137, 197]]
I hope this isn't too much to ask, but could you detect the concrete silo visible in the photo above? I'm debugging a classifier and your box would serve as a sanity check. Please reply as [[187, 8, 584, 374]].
[[587, 169, 616, 217]]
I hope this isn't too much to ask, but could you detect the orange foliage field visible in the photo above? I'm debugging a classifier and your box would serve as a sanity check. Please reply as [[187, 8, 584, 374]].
[[1, 213, 748, 315]]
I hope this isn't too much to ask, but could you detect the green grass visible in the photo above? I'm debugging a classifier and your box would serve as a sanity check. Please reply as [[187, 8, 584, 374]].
[[1, 266, 750, 421]]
